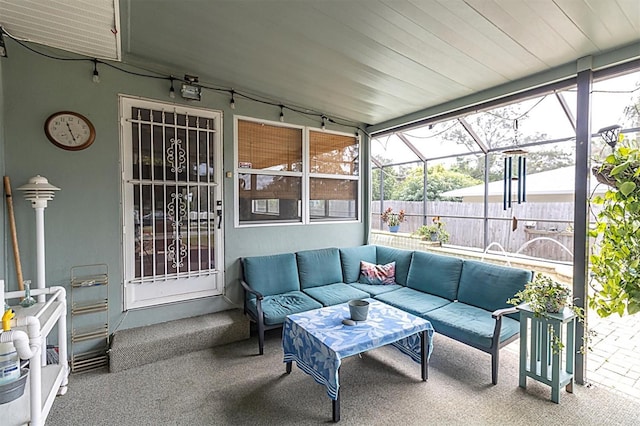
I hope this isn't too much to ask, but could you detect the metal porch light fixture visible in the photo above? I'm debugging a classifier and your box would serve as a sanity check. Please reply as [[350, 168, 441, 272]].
[[181, 74, 201, 101]]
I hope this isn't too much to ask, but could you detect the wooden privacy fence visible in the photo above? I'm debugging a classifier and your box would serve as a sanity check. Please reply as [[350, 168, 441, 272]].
[[372, 201, 601, 262]]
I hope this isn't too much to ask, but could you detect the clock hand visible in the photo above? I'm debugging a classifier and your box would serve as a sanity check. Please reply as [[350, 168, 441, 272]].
[[66, 122, 77, 143]]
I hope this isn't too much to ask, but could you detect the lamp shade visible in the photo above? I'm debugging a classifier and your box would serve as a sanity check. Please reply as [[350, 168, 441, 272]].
[[17, 175, 60, 208]]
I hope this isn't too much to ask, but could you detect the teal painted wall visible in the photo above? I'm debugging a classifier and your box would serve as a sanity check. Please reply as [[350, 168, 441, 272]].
[[1, 38, 368, 332], [0, 57, 5, 282]]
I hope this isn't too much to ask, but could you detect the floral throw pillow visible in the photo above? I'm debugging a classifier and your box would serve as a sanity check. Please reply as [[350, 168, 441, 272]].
[[359, 260, 396, 285]]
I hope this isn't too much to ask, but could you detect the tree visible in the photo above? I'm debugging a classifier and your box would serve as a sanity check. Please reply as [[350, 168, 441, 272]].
[[446, 105, 575, 181], [395, 164, 481, 201], [371, 155, 404, 201], [623, 81, 640, 128]]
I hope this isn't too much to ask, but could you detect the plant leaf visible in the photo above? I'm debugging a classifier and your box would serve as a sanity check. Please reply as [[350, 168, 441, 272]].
[[620, 181, 637, 196], [611, 161, 631, 176], [627, 301, 640, 315]]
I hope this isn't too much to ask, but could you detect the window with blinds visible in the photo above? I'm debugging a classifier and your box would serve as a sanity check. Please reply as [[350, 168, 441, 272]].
[[309, 130, 359, 222], [237, 119, 303, 224], [235, 117, 360, 226]]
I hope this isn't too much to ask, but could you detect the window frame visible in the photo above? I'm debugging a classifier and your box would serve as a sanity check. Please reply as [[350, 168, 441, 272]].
[[234, 116, 361, 227]]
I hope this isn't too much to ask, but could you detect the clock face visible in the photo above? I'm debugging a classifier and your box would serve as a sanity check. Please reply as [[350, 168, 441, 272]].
[[44, 111, 96, 151]]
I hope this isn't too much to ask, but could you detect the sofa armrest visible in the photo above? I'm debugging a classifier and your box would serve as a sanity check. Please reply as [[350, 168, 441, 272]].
[[491, 306, 518, 319], [240, 279, 264, 300]]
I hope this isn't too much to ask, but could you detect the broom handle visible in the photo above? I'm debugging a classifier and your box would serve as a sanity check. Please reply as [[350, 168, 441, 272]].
[[4, 176, 25, 291]]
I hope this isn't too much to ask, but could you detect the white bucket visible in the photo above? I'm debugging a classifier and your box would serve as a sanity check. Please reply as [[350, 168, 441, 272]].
[[0, 341, 20, 385]]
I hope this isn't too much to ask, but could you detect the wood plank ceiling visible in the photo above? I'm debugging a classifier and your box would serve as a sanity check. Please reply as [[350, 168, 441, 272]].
[[1, 1, 639, 126], [0, 0, 120, 60]]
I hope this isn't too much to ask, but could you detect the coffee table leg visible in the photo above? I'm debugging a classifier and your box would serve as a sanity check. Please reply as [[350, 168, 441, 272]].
[[285, 361, 292, 374], [332, 388, 340, 422], [421, 330, 428, 381]]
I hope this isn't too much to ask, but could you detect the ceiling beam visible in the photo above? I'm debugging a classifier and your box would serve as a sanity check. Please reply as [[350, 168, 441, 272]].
[[370, 77, 577, 137]]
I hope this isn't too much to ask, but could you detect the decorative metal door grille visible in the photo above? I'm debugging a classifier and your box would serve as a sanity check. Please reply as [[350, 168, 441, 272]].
[[128, 107, 218, 283]]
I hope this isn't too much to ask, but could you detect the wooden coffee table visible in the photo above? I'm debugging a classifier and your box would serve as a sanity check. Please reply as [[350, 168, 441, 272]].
[[282, 299, 434, 422]]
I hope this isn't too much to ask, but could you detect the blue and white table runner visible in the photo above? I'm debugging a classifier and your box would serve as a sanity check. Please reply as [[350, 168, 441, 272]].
[[282, 299, 434, 400]]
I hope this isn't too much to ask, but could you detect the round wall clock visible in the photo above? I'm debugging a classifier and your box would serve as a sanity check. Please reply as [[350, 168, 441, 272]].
[[44, 111, 96, 151]]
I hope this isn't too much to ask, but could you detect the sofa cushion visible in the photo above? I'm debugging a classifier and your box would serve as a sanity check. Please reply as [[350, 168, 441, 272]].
[[303, 283, 370, 307], [246, 291, 322, 325], [359, 260, 396, 285], [340, 245, 377, 283], [375, 246, 413, 286], [349, 282, 403, 297], [375, 287, 452, 317], [424, 301, 520, 349], [406, 251, 463, 301], [296, 248, 343, 289], [243, 253, 300, 298], [457, 260, 532, 319]]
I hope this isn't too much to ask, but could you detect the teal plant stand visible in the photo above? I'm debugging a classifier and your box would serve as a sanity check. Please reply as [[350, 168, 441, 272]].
[[516, 304, 576, 403]]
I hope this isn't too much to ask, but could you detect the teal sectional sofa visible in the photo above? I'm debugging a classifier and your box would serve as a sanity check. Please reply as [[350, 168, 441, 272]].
[[240, 245, 532, 384]]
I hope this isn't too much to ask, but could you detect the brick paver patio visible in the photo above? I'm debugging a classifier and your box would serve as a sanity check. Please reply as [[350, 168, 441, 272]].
[[587, 310, 640, 401]]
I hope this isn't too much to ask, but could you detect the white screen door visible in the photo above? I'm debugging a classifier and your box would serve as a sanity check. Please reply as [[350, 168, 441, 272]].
[[120, 96, 223, 309]]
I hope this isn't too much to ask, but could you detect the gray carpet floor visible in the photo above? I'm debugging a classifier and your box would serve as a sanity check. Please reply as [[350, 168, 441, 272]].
[[48, 330, 640, 425]]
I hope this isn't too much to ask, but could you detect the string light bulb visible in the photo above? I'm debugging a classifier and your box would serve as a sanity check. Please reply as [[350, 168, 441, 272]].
[[169, 77, 176, 99], [230, 90, 236, 109], [279, 105, 285, 122], [321, 115, 327, 131], [92, 59, 100, 83]]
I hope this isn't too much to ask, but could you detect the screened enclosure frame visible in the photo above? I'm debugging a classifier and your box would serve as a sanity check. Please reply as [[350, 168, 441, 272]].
[[370, 64, 640, 250], [369, 59, 640, 386]]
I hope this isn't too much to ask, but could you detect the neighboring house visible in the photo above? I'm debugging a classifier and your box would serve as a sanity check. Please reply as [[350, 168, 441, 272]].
[[441, 166, 608, 203]]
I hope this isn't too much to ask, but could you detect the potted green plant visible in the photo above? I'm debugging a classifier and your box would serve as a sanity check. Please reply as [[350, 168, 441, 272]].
[[508, 273, 574, 314], [590, 138, 640, 317], [507, 273, 588, 353], [413, 216, 449, 243], [381, 207, 405, 232]]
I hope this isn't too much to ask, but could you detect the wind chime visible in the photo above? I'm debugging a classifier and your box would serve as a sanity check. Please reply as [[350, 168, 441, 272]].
[[502, 119, 527, 211]]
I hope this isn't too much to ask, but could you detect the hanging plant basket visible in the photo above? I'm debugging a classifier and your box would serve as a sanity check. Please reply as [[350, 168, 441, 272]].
[[591, 164, 617, 188], [592, 159, 640, 189]]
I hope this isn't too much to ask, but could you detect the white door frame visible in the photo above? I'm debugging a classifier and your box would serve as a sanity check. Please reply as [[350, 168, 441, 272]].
[[120, 95, 224, 310]]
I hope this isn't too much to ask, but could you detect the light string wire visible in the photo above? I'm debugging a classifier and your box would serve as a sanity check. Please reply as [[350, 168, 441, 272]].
[[484, 95, 548, 121], [401, 121, 459, 139], [0, 25, 369, 136]]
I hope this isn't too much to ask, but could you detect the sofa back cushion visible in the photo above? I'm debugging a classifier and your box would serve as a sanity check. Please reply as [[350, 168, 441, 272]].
[[242, 253, 300, 298], [375, 246, 413, 286], [297, 248, 343, 289], [340, 245, 377, 283], [457, 260, 532, 316], [406, 251, 463, 300]]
